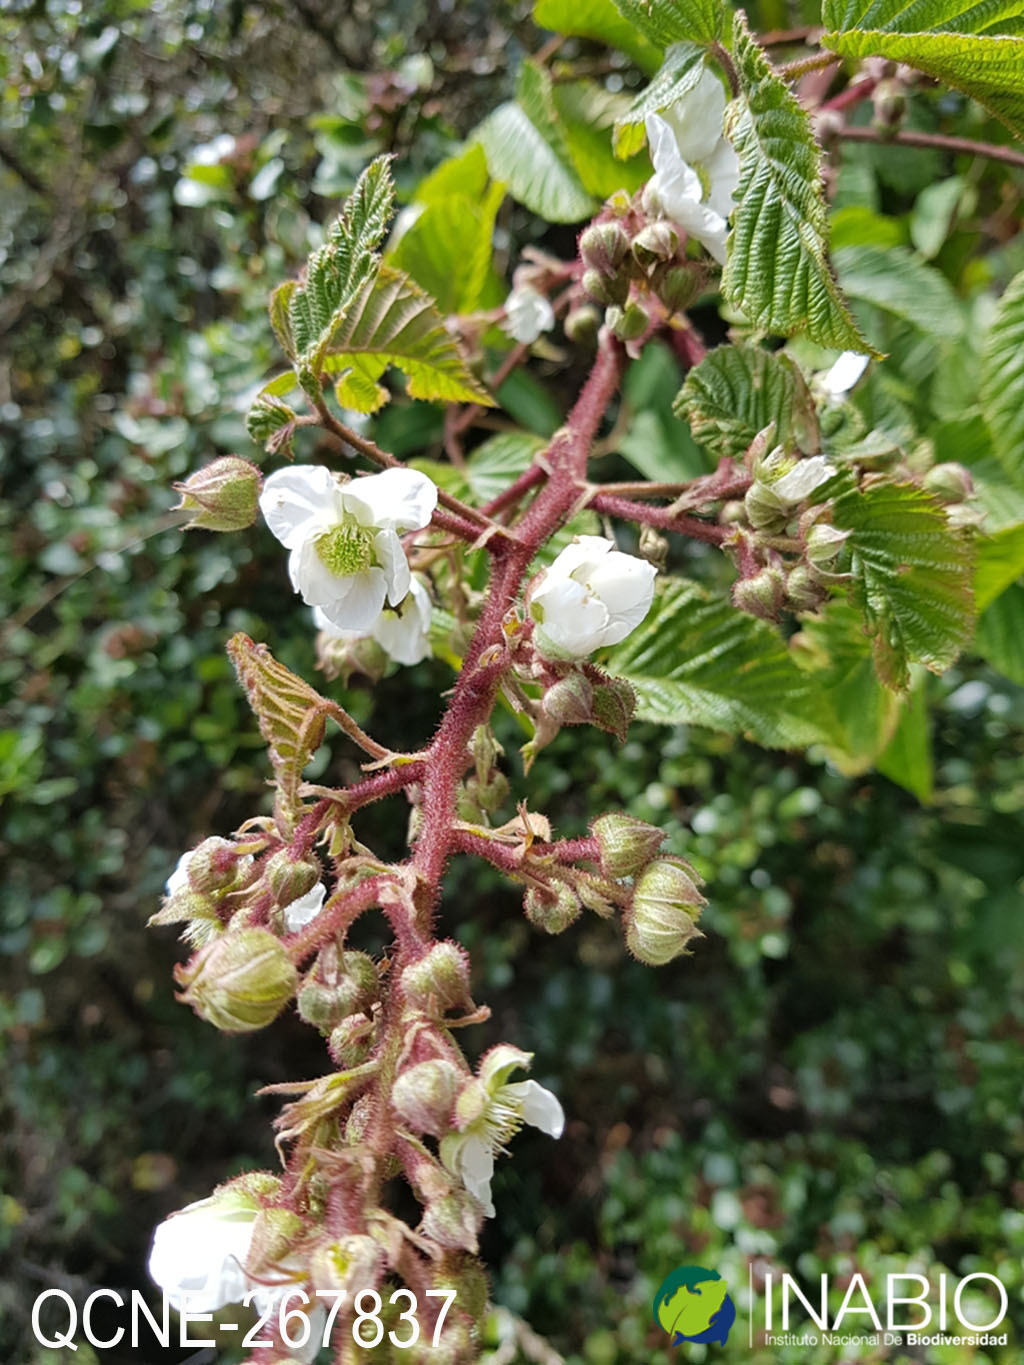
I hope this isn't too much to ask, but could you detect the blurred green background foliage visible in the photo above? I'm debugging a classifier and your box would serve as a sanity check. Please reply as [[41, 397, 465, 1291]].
[[2, 1, 1022, 1362]]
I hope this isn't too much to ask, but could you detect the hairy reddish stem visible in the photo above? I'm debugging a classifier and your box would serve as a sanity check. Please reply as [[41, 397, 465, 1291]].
[[839, 123, 1024, 169], [590, 492, 729, 545]]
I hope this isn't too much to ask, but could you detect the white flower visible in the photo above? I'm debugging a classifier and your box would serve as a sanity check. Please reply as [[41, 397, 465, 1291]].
[[166, 851, 193, 897], [282, 881, 327, 933], [149, 1192, 322, 1360], [503, 286, 556, 345], [314, 576, 432, 667], [259, 465, 438, 632], [819, 351, 871, 398], [771, 454, 833, 504], [530, 535, 657, 659], [440, 1046, 565, 1217], [644, 67, 740, 266]]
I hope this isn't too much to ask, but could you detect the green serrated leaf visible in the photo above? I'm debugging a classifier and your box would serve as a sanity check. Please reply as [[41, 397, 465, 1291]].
[[877, 672, 933, 802], [533, 0, 663, 73], [723, 15, 875, 355], [835, 244, 964, 343], [322, 264, 494, 407], [287, 155, 395, 372], [330, 354, 390, 414], [674, 342, 818, 460], [246, 393, 298, 453], [609, 0, 724, 46], [389, 182, 504, 315], [832, 480, 976, 689], [269, 281, 298, 359], [415, 143, 491, 205], [606, 578, 831, 747], [821, 0, 1024, 138], [475, 63, 597, 223], [613, 42, 706, 159], [979, 268, 1024, 486]]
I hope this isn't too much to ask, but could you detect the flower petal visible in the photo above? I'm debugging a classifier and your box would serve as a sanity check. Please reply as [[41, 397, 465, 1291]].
[[148, 1199, 257, 1314], [506, 1079, 566, 1139], [372, 580, 432, 666], [457, 1135, 496, 1215], [587, 552, 657, 646], [317, 568, 389, 633], [660, 66, 728, 165], [283, 882, 327, 933], [312, 605, 362, 642], [166, 850, 193, 897], [343, 467, 438, 532], [503, 286, 556, 345], [373, 528, 411, 605], [821, 351, 870, 398], [704, 138, 740, 220], [288, 539, 351, 608], [772, 455, 833, 505], [260, 466, 341, 549]]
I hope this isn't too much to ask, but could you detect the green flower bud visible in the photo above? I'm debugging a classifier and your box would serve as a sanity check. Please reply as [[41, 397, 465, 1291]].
[[656, 264, 702, 314], [421, 1191, 480, 1254], [327, 1012, 375, 1068], [785, 563, 827, 612], [297, 945, 378, 1034], [627, 860, 706, 966], [524, 881, 581, 934], [872, 78, 906, 132], [805, 522, 850, 569], [542, 673, 594, 726], [591, 813, 665, 879], [923, 462, 973, 504], [173, 457, 262, 533], [248, 1206, 305, 1276], [631, 221, 679, 272], [732, 565, 786, 621], [744, 481, 788, 534], [579, 221, 629, 275], [392, 1059, 464, 1136], [264, 850, 321, 907], [175, 928, 298, 1033], [401, 941, 472, 1014], [606, 302, 647, 342], [581, 267, 629, 307], [315, 630, 388, 685], [591, 677, 636, 743], [182, 837, 256, 896], [563, 304, 601, 346]]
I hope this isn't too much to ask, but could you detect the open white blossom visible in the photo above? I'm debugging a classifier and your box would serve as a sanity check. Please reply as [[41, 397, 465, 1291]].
[[259, 465, 437, 632], [819, 350, 871, 398], [314, 576, 432, 667], [644, 67, 739, 266], [503, 286, 556, 345], [282, 881, 327, 933], [149, 1192, 323, 1360], [440, 1046, 564, 1217], [530, 535, 657, 659]]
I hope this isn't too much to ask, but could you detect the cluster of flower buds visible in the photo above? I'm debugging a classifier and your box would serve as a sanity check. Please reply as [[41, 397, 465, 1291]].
[[173, 456, 263, 533], [150, 835, 263, 945], [578, 201, 704, 340], [457, 725, 510, 824]]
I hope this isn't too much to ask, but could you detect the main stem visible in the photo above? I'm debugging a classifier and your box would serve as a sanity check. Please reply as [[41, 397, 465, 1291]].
[[411, 337, 625, 897]]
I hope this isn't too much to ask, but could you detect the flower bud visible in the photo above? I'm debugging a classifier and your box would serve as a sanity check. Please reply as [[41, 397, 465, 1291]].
[[148, 891, 224, 948], [606, 302, 647, 342], [656, 264, 701, 314], [524, 881, 581, 934], [421, 1191, 480, 1254], [744, 481, 788, 534], [631, 221, 679, 272], [785, 563, 827, 612], [401, 941, 472, 1014], [181, 837, 256, 896], [542, 673, 594, 727], [591, 677, 636, 743], [579, 221, 629, 275], [327, 1012, 375, 1068], [311, 1235, 383, 1300], [392, 1059, 463, 1136], [564, 304, 600, 346], [923, 462, 973, 504], [872, 78, 906, 131], [626, 860, 706, 966], [732, 565, 786, 621], [805, 521, 850, 569], [315, 630, 388, 685], [264, 850, 321, 907], [173, 457, 262, 533], [297, 945, 378, 1033], [581, 267, 629, 307], [591, 813, 665, 879], [175, 928, 298, 1033]]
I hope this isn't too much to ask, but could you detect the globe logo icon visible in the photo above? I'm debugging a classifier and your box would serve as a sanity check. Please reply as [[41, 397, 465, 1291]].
[[653, 1264, 737, 1346]]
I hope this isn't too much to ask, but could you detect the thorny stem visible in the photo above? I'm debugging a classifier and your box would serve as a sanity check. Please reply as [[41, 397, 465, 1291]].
[[589, 492, 729, 545], [779, 51, 841, 80]]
